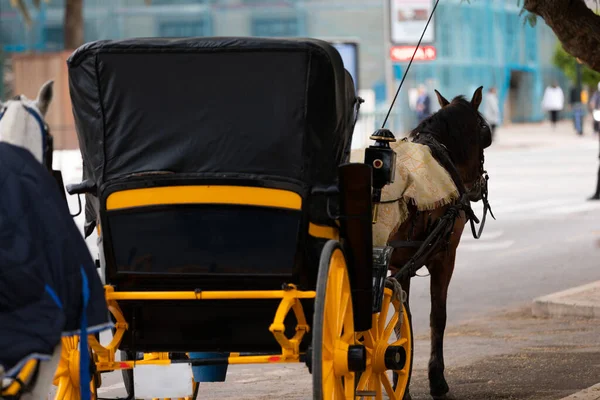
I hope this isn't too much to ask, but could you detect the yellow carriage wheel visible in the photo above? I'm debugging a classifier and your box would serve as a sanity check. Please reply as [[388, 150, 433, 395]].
[[356, 287, 413, 400], [312, 240, 358, 400], [53, 336, 98, 400]]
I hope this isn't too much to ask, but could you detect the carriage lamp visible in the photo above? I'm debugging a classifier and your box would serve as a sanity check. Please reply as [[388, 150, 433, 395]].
[[364, 128, 397, 223]]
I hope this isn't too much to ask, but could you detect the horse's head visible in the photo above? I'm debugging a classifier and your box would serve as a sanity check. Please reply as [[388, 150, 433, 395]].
[[0, 80, 54, 168], [411, 86, 492, 202]]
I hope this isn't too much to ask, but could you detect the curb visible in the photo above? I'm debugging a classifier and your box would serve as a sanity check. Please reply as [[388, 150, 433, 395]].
[[532, 281, 600, 319], [559, 383, 600, 400]]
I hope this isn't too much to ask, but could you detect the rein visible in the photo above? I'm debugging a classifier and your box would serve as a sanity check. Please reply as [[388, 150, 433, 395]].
[[386, 133, 494, 280]]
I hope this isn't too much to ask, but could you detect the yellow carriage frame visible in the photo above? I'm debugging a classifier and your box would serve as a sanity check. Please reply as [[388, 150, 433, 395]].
[[46, 185, 414, 400]]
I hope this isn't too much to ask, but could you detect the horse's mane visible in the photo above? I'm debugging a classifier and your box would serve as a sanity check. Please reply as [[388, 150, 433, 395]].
[[409, 95, 482, 164]]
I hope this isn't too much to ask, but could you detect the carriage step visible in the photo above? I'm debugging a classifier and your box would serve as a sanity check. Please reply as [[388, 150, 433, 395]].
[[356, 391, 377, 397]]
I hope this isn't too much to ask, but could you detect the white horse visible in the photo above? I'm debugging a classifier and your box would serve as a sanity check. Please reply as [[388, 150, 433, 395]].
[[0, 80, 63, 400], [0, 80, 54, 165]]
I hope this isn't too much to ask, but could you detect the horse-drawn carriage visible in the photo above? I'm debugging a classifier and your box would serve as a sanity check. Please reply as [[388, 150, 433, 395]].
[[41, 37, 414, 399]]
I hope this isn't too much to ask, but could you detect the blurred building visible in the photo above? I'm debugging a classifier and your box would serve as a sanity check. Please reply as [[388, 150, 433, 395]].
[[1, 0, 570, 134]]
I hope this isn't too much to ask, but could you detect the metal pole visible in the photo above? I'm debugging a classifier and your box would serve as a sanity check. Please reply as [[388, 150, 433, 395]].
[[383, 0, 395, 107], [575, 60, 583, 135], [576, 60, 583, 94]]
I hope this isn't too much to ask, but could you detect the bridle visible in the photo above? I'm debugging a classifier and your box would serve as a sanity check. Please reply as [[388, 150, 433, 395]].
[[0, 97, 53, 171], [412, 113, 494, 237]]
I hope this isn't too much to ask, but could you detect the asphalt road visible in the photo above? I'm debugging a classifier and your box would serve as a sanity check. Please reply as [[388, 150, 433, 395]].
[[50, 125, 600, 399], [409, 133, 600, 334]]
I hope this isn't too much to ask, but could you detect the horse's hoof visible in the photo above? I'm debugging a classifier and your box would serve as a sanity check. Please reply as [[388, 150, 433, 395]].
[[430, 380, 450, 399], [432, 392, 456, 400]]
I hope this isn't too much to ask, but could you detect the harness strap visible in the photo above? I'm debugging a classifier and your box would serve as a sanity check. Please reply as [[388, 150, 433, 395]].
[[387, 240, 423, 248], [469, 175, 495, 239], [413, 133, 493, 235], [387, 133, 493, 279], [79, 266, 92, 400], [413, 132, 469, 197]]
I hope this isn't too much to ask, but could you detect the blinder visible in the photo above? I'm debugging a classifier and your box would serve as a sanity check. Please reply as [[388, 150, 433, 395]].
[[21, 103, 53, 170], [481, 124, 492, 149], [479, 116, 492, 149]]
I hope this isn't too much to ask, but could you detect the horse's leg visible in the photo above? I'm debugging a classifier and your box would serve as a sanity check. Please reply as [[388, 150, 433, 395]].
[[427, 252, 456, 399]]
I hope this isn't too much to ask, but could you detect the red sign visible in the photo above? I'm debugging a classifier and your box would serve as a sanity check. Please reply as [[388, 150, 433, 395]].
[[390, 45, 437, 62]]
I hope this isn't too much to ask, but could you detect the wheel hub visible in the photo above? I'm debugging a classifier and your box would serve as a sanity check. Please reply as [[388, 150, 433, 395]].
[[347, 345, 367, 372], [384, 346, 406, 371], [373, 341, 406, 373]]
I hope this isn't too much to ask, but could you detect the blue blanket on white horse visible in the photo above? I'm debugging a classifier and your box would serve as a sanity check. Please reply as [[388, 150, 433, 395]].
[[0, 143, 111, 377]]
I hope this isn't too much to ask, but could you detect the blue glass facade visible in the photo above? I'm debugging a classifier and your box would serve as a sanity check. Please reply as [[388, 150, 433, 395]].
[[0, 0, 569, 131], [391, 1, 568, 129]]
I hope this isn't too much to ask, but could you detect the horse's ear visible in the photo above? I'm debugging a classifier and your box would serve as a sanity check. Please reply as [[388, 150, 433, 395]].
[[35, 80, 54, 116], [471, 86, 484, 110], [434, 89, 450, 108]]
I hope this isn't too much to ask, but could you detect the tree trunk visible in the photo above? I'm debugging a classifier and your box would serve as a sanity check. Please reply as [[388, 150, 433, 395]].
[[64, 0, 84, 50], [524, 0, 600, 72]]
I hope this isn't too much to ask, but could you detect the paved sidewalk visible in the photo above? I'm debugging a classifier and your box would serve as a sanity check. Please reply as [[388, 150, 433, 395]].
[[532, 281, 600, 319], [560, 383, 600, 400], [533, 280, 600, 400], [489, 118, 598, 151]]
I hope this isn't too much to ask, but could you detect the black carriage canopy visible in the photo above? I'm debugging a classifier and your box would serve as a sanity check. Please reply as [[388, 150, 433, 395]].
[[67, 37, 359, 192]]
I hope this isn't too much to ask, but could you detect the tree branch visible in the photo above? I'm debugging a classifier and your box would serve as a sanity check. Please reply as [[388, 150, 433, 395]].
[[524, 0, 600, 71]]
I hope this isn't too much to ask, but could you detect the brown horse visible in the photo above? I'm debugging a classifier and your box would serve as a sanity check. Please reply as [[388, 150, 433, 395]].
[[385, 87, 492, 399]]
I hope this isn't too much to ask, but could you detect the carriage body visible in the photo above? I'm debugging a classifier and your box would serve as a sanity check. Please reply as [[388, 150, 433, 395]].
[[55, 37, 412, 399]]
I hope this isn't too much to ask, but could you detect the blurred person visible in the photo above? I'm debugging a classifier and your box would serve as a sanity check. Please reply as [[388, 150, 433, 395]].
[[582, 84, 590, 106], [408, 87, 419, 111], [541, 81, 564, 130], [570, 85, 584, 135], [415, 84, 431, 122], [588, 82, 600, 135], [482, 87, 500, 142], [588, 82, 600, 200]]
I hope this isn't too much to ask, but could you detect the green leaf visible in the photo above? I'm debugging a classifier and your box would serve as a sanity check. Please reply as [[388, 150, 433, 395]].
[[553, 42, 600, 88]]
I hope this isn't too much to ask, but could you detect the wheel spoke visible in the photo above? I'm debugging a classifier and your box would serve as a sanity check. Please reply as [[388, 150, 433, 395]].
[[344, 374, 356, 399], [391, 338, 407, 347], [323, 339, 334, 356], [338, 291, 350, 338], [323, 363, 336, 399], [375, 375, 383, 400], [356, 368, 372, 390], [323, 361, 334, 386], [378, 293, 391, 334], [382, 373, 397, 399], [55, 379, 68, 399], [335, 377, 345, 400], [371, 314, 379, 340], [54, 364, 69, 378], [383, 313, 399, 341], [364, 330, 376, 348], [342, 298, 354, 341], [325, 280, 339, 343]]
